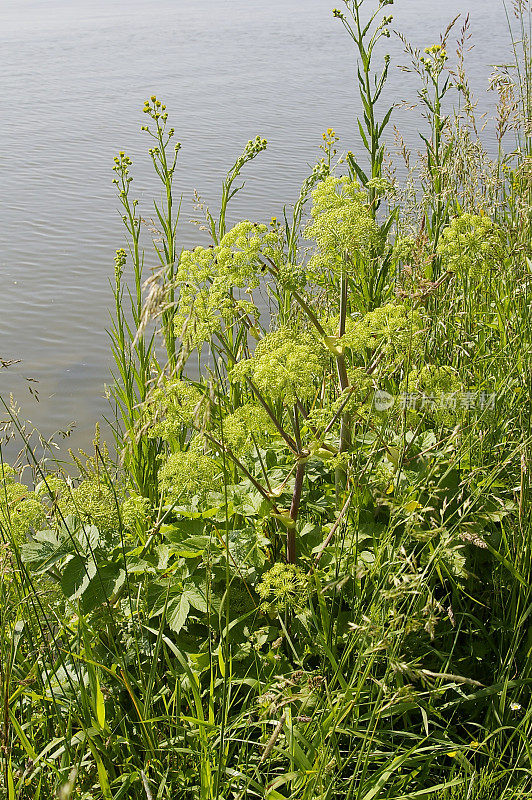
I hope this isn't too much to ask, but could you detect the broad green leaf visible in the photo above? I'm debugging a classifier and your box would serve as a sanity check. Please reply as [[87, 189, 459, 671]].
[[184, 581, 209, 613], [166, 594, 190, 633], [60, 554, 97, 600], [163, 518, 205, 541], [170, 536, 212, 558], [21, 529, 73, 573], [80, 564, 126, 612], [76, 524, 101, 552]]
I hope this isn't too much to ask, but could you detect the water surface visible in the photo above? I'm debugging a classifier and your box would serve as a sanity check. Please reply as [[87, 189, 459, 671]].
[[0, 0, 512, 457]]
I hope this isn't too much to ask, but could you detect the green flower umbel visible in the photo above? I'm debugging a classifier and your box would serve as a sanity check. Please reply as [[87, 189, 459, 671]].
[[257, 563, 309, 615]]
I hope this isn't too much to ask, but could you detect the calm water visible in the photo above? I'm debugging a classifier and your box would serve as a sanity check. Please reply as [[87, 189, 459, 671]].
[[0, 0, 510, 456]]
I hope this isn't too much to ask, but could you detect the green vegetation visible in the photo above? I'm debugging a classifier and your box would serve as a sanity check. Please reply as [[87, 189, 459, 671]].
[[1, 1, 532, 797]]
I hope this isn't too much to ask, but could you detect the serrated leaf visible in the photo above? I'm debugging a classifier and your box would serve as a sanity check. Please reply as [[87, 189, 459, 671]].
[[163, 518, 205, 541], [60, 554, 97, 600], [75, 524, 101, 552], [170, 536, 212, 558], [21, 530, 73, 573], [184, 581, 209, 613], [228, 529, 265, 569], [80, 564, 125, 612], [126, 554, 155, 574], [166, 594, 190, 633], [155, 544, 171, 570]]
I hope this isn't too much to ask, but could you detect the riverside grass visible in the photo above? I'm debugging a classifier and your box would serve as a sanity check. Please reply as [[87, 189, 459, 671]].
[[1, 1, 532, 798]]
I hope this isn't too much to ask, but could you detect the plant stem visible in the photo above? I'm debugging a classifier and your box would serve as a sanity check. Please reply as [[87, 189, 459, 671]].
[[288, 460, 305, 564]]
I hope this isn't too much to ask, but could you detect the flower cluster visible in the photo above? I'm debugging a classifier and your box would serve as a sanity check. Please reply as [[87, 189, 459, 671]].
[[120, 494, 152, 532], [35, 476, 68, 502], [0, 477, 46, 543], [143, 95, 170, 126], [216, 220, 278, 287], [222, 404, 277, 456], [59, 480, 120, 537], [276, 260, 307, 291], [114, 248, 127, 284], [231, 327, 325, 405], [112, 152, 134, 193], [421, 44, 448, 77], [305, 176, 378, 276], [257, 562, 309, 615], [400, 365, 464, 425], [341, 302, 424, 363], [146, 379, 204, 441], [174, 221, 279, 349], [112, 151, 140, 226], [437, 213, 503, 279], [158, 446, 221, 502], [242, 135, 268, 159]]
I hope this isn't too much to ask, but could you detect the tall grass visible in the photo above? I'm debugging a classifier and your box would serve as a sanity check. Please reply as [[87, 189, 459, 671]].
[[1, 1, 532, 798]]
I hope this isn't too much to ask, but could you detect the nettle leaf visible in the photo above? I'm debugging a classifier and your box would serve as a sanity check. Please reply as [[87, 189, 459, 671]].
[[80, 564, 126, 613], [147, 572, 211, 630], [147, 578, 186, 617], [239, 491, 270, 518], [75, 524, 101, 553], [22, 518, 102, 575], [202, 501, 236, 520], [61, 554, 97, 600], [126, 553, 157, 574], [156, 544, 172, 570]]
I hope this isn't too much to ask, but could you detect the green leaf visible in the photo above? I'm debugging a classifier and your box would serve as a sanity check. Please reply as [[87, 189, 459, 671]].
[[76, 524, 101, 552], [170, 536, 212, 558], [21, 529, 73, 573], [87, 738, 113, 800], [80, 564, 126, 612], [60, 554, 97, 600], [163, 518, 205, 541], [184, 581, 209, 613], [95, 676, 106, 730], [166, 594, 190, 633]]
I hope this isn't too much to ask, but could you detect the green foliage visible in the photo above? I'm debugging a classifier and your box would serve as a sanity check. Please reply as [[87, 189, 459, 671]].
[[437, 213, 504, 279], [231, 326, 325, 405], [256, 562, 309, 614], [305, 175, 379, 273], [2, 1, 532, 798]]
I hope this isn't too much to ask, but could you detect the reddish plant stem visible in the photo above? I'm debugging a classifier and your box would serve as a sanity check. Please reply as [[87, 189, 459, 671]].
[[287, 460, 305, 564]]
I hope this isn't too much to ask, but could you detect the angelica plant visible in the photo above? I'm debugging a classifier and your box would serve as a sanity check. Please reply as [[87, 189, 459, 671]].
[[332, 0, 395, 210], [437, 212, 504, 280], [3, 2, 532, 796]]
